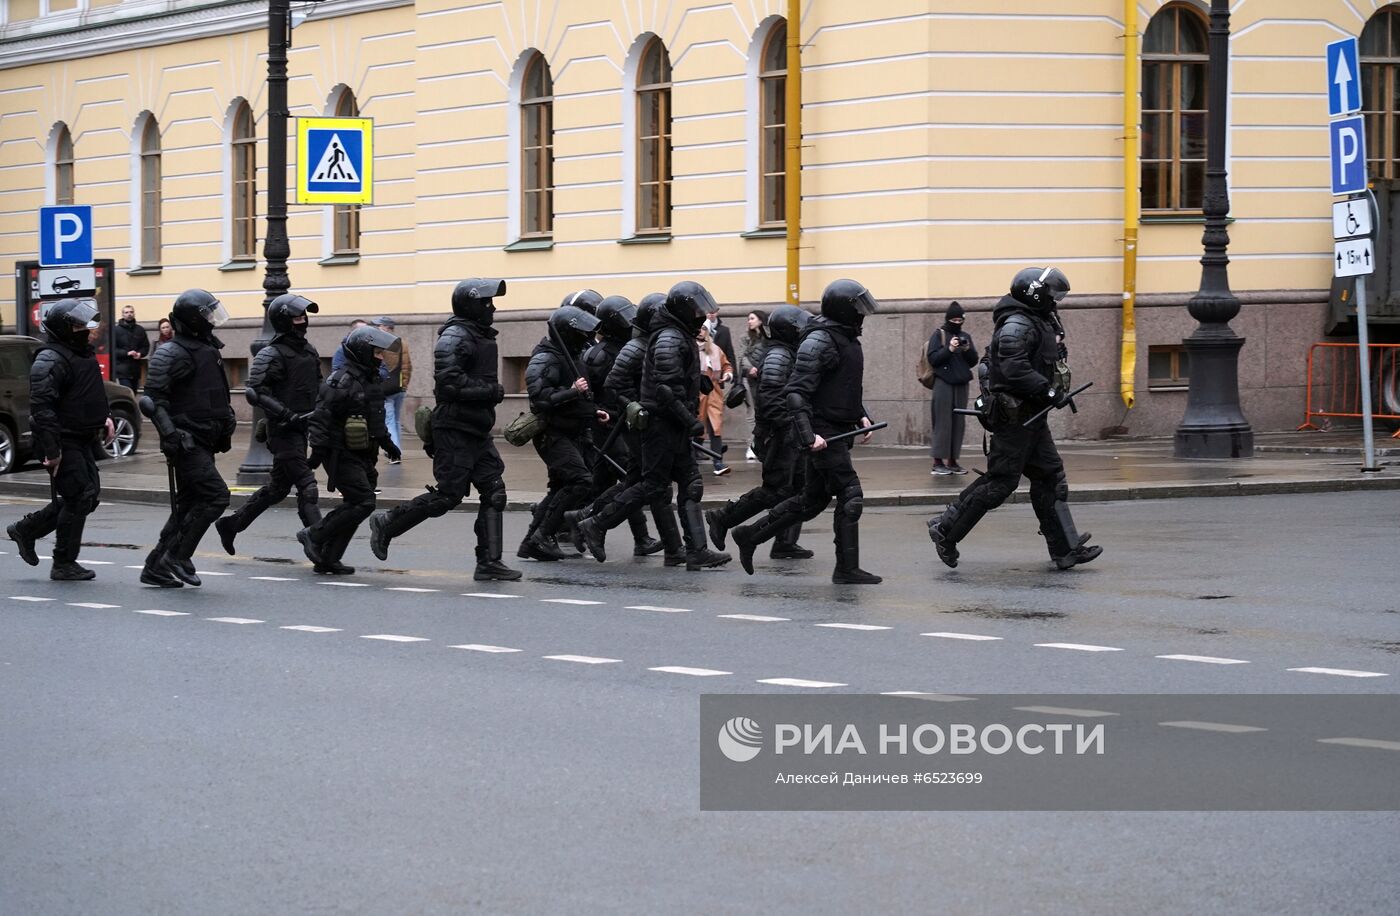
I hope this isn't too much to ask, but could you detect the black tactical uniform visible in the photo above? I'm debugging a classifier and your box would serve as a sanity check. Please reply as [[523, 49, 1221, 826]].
[[140, 290, 237, 589], [733, 280, 881, 584], [214, 294, 322, 554], [927, 267, 1102, 570], [6, 299, 110, 580], [576, 281, 730, 570], [298, 325, 402, 575], [563, 295, 662, 557], [517, 305, 601, 561], [368, 278, 520, 582], [705, 305, 813, 560]]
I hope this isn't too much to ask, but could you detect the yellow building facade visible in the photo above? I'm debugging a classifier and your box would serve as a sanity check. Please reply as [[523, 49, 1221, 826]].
[[0, 0, 1388, 439]]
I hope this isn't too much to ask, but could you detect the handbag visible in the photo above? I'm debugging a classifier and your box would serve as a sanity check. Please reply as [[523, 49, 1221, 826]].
[[503, 409, 545, 447], [724, 383, 748, 410]]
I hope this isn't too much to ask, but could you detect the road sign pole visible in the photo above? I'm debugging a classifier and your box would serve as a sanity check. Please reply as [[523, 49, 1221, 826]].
[[1354, 275, 1379, 472]]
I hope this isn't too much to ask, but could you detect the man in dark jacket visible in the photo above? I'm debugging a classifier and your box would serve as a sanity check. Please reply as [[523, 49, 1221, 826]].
[[928, 301, 978, 475], [705, 304, 813, 560], [732, 280, 880, 584], [6, 298, 114, 580], [140, 289, 237, 588], [927, 267, 1102, 571], [113, 304, 150, 391], [576, 281, 730, 570], [517, 305, 604, 561], [214, 293, 323, 554], [368, 278, 520, 581], [298, 324, 402, 575]]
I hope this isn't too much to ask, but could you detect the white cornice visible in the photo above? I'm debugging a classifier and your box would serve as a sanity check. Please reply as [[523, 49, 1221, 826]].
[[0, 0, 413, 71]]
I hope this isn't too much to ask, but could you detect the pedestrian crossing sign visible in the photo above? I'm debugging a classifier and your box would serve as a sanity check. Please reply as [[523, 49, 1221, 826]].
[[295, 117, 373, 205]]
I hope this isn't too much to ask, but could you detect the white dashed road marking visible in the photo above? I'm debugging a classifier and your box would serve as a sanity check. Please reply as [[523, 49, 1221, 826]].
[[82, 560, 114, 566], [1015, 705, 1118, 718], [67, 602, 119, 609], [719, 614, 789, 622], [758, 678, 847, 688], [249, 576, 299, 582], [626, 605, 692, 613], [384, 587, 440, 593], [206, 617, 264, 625], [1156, 654, 1250, 665], [1035, 643, 1124, 653], [9, 596, 54, 602], [320, 582, 371, 588], [816, 623, 892, 631], [199, 572, 234, 577], [462, 593, 521, 599], [882, 692, 975, 702], [360, 634, 429, 643], [1287, 667, 1389, 678], [922, 632, 1003, 641], [544, 654, 621, 664], [281, 625, 341, 633], [134, 609, 188, 617], [1317, 737, 1400, 752], [1160, 721, 1267, 734], [541, 598, 605, 606], [649, 666, 732, 677], [450, 644, 522, 653]]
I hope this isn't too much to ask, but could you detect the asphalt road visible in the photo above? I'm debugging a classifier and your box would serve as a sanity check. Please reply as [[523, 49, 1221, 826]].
[[1, 491, 1397, 914]]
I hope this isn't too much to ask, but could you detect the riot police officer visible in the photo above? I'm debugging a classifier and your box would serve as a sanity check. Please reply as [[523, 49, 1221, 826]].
[[732, 280, 880, 584], [214, 293, 322, 554], [298, 324, 402, 574], [705, 305, 814, 560], [517, 305, 605, 561], [576, 281, 731, 570], [6, 298, 114, 580], [367, 278, 520, 582], [140, 289, 237, 588], [561, 289, 603, 315], [927, 267, 1102, 570]]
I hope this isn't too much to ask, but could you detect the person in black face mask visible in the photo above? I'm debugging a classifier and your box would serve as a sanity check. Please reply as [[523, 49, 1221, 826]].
[[6, 298, 115, 580], [140, 289, 236, 588], [298, 324, 402, 574], [368, 278, 520, 581], [927, 267, 1102, 571], [214, 293, 323, 555], [732, 279, 881, 584]]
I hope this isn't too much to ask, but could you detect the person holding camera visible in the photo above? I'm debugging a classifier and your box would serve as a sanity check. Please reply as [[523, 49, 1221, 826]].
[[928, 301, 978, 476]]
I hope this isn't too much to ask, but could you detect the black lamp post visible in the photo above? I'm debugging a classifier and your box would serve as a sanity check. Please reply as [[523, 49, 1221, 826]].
[[1173, 0, 1253, 459], [236, 0, 293, 484]]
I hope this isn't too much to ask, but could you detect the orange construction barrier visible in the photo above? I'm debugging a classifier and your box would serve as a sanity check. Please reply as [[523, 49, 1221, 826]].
[[1298, 342, 1400, 438]]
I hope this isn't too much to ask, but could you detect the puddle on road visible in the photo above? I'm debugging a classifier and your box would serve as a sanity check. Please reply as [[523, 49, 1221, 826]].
[[945, 605, 1067, 621]]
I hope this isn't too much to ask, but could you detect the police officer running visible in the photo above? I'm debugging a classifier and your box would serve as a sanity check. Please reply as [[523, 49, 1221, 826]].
[[214, 293, 323, 554], [298, 324, 401, 574], [367, 279, 520, 582], [140, 290, 237, 588], [926, 267, 1103, 570], [6, 298, 115, 580], [732, 280, 880, 584]]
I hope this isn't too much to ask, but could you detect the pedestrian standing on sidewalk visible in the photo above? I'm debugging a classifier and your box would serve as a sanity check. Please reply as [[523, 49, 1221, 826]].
[[739, 310, 768, 460], [113, 304, 150, 392], [372, 316, 411, 462], [697, 323, 734, 475], [156, 317, 174, 346], [928, 301, 978, 476]]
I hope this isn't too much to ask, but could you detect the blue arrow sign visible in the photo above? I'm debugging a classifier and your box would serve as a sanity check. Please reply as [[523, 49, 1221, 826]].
[[38, 204, 93, 267], [1327, 37, 1362, 117], [1330, 116, 1368, 195]]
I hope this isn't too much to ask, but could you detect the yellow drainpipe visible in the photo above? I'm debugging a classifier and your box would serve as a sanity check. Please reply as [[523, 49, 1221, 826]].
[[1120, 0, 1139, 410], [785, 0, 801, 305]]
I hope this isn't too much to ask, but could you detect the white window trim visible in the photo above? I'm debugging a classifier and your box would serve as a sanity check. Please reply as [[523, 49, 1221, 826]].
[[619, 32, 659, 241], [221, 97, 254, 265], [129, 111, 158, 269], [44, 121, 69, 206], [505, 49, 538, 244], [745, 15, 785, 233]]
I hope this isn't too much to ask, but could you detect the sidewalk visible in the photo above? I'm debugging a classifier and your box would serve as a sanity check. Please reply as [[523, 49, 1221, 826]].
[[0, 430, 1394, 510]]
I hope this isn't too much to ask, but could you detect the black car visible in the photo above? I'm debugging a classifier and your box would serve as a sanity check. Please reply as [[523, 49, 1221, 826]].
[[0, 335, 142, 473]]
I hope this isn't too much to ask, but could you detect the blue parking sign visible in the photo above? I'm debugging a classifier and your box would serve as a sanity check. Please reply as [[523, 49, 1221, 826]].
[[1330, 116, 1368, 196], [1327, 38, 1362, 117], [38, 204, 93, 267]]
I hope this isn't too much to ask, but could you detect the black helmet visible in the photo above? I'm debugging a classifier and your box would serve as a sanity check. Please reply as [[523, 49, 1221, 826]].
[[1010, 267, 1070, 313], [820, 279, 878, 329], [170, 288, 229, 337], [42, 296, 100, 348], [452, 278, 506, 323], [765, 304, 813, 347], [633, 293, 666, 337], [595, 295, 637, 343], [268, 293, 319, 336], [341, 324, 401, 371], [665, 281, 716, 334], [560, 289, 603, 314], [548, 304, 601, 354]]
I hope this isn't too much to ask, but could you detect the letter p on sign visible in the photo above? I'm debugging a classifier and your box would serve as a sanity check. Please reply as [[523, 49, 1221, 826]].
[[39, 204, 93, 267]]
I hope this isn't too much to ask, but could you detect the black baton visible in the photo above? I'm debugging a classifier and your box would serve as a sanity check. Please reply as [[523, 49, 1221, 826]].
[[820, 421, 890, 446], [690, 439, 722, 461], [1023, 381, 1093, 428]]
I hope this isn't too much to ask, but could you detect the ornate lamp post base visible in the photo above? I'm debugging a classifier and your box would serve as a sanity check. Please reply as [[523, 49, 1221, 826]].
[[1173, 332, 1253, 459]]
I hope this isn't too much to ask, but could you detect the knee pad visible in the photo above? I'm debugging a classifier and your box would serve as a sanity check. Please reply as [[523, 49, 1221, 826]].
[[480, 483, 507, 512], [838, 492, 864, 523], [681, 477, 704, 506]]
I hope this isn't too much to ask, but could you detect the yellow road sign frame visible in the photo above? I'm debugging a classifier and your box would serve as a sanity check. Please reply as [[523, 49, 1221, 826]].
[[295, 116, 374, 205]]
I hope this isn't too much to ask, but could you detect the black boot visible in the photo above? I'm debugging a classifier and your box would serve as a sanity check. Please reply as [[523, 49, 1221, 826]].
[[139, 546, 183, 588], [164, 553, 202, 588], [368, 511, 392, 561], [50, 561, 96, 581], [1054, 532, 1103, 570], [297, 526, 325, 566], [519, 530, 567, 562], [771, 523, 814, 559], [831, 519, 881, 585], [214, 515, 239, 556], [680, 500, 730, 570], [516, 499, 549, 559], [628, 511, 662, 556], [651, 501, 687, 566], [575, 516, 607, 563], [315, 524, 357, 575], [7, 522, 39, 567], [705, 500, 737, 550], [731, 510, 795, 575], [562, 508, 590, 555], [474, 506, 522, 581], [926, 518, 959, 569]]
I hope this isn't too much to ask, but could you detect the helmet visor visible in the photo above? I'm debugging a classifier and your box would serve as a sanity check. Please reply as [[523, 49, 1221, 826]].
[[361, 326, 402, 356], [691, 285, 718, 315], [202, 299, 231, 328], [66, 298, 101, 329], [852, 288, 880, 316]]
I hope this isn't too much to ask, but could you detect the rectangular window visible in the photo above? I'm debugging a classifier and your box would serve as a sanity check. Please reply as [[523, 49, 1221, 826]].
[[1147, 345, 1190, 389], [522, 99, 553, 237], [760, 73, 785, 225], [140, 153, 161, 267], [637, 87, 671, 232], [232, 133, 257, 259]]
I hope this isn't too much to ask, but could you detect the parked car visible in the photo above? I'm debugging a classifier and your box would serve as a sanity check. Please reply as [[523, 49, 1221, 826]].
[[0, 335, 143, 473]]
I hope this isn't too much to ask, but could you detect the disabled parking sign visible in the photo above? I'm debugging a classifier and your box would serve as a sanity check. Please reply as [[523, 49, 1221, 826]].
[[296, 117, 373, 205]]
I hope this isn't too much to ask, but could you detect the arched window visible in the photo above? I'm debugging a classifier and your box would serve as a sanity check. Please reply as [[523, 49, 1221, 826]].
[[636, 37, 673, 233], [1362, 7, 1400, 179], [139, 115, 162, 267], [520, 52, 554, 238], [230, 101, 257, 260], [332, 89, 360, 255], [1141, 4, 1208, 211], [759, 21, 787, 226], [54, 124, 75, 206]]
